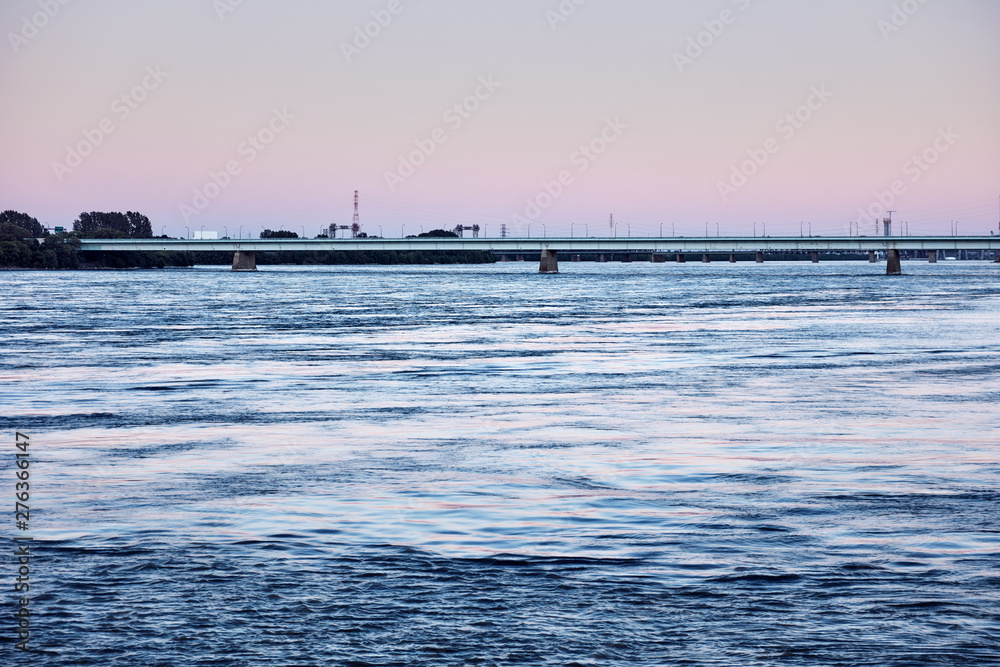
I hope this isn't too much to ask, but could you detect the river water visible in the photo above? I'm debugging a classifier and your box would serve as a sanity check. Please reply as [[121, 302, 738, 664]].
[[3, 262, 999, 665]]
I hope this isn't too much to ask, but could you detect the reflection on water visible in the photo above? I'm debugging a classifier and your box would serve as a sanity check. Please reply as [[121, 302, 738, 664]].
[[3, 262, 999, 665]]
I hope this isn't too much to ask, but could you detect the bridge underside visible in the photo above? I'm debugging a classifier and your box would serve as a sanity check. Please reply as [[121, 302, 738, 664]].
[[529, 248, 955, 276]]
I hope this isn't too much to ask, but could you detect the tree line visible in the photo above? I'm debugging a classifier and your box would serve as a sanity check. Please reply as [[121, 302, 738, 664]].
[[0, 210, 191, 269], [0, 211, 496, 269]]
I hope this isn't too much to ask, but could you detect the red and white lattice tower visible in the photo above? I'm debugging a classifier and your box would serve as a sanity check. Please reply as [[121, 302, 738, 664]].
[[351, 190, 361, 238]]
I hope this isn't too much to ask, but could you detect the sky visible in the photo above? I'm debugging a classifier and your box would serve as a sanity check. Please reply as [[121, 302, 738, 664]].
[[2, 0, 998, 238]]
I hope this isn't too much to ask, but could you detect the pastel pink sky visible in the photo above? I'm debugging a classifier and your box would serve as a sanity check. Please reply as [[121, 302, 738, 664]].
[[2, 0, 998, 237]]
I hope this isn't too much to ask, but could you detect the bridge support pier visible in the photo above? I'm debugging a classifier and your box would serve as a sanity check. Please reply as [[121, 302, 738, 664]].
[[869, 251, 877, 263], [539, 249, 559, 274], [677, 254, 686, 263], [571, 254, 581, 262], [729, 254, 736, 263], [232, 251, 257, 272], [702, 254, 711, 263], [811, 252, 819, 263], [928, 251, 937, 263], [886, 249, 902, 276], [756, 252, 764, 264], [598, 254, 607, 263]]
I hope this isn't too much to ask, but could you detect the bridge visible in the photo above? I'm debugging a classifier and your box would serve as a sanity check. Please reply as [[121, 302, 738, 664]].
[[78, 236, 1000, 275]]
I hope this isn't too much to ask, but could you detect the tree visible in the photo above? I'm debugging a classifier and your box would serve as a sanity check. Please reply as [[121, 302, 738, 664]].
[[418, 229, 459, 238], [0, 210, 45, 237], [260, 229, 299, 239], [73, 211, 153, 238]]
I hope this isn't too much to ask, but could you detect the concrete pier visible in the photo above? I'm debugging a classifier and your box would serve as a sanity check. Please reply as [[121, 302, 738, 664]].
[[677, 254, 686, 263], [232, 251, 257, 272], [886, 249, 902, 275], [622, 254, 632, 263], [516, 254, 524, 262], [597, 254, 607, 263], [702, 254, 711, 263], [729, 254, 736, 263], [928, 252, 937, 263], [539, 249, 559, 274], [571, 254, 581, 262], [756, 252, 764, 264], [869, 251, 877, 263], [811, 252, 819, 263]]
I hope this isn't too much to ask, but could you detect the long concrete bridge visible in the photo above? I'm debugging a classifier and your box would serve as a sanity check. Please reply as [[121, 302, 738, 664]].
[[78, 236, 1000, 275]]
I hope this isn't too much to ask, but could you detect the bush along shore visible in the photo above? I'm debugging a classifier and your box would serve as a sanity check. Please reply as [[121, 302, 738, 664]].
[[0, 211, 496, 269]]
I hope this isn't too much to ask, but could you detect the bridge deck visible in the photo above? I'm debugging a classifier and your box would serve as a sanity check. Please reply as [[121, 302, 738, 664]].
[[79, 236, 1000, 253]]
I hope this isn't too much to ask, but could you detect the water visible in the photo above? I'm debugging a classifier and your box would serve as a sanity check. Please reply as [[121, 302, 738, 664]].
[[3, 262, 999, 665]]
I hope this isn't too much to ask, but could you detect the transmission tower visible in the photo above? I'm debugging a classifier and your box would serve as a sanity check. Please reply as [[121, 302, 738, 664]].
[[351, 190, 361, 238]]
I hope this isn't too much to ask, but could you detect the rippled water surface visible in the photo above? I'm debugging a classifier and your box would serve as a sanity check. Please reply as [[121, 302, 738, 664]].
[[3, 262, 1000, 665]]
